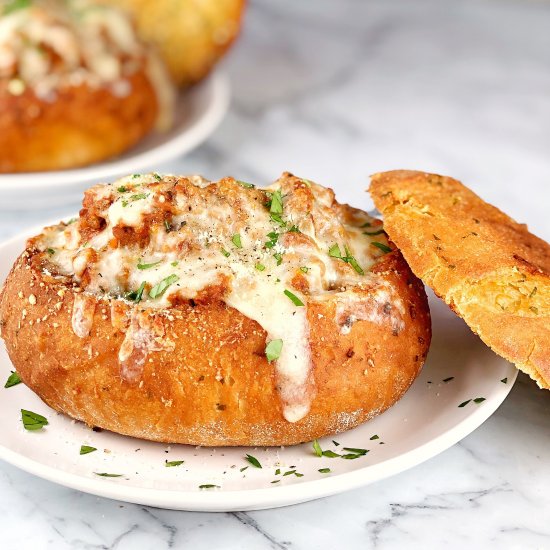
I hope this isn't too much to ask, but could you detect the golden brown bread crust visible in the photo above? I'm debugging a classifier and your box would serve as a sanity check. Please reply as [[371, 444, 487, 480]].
[[0, 70, 158, 173], [0, 246, 430, 446], [370, 170, 550, 389], [100, 0, 245, 87]]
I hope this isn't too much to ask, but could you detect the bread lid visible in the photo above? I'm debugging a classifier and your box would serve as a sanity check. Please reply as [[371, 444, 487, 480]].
[[369, 170, 550, 388]]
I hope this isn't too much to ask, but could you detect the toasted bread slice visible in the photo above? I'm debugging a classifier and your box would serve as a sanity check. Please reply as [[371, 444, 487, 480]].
[[370, 170, 550, 388]]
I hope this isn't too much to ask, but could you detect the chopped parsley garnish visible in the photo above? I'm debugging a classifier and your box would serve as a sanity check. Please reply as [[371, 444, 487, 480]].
[[240, 466, 248, 472], [275, 468, 281, 475], [473, 397, 486, 404], [237, 180, 255, 189], [149, 274, 179, 299], [283, 470, 296, 476], [255, 263, 266, 271], [199, 484, 220, 489], [265, 232, 279, 249], [300, 266, 309, 273], [126, 281, 146, 303], [137, 259, 161, 270], [221, 248, 230, 258], [294, 473, 304, 478], [342, 453, 363, 460], [245, 454, 262, 468], [322, 450, 340, 458], [265, 339, 283, 362], [458, 399, 471, 408], [288, 225, 301, 233], [152, 173, 162, 181], [501, 377, 508, 384], [372, 242, 392, 254], [21, 409, 48, 431], [269, 189, 283, 215], [442, 376, 455, 383], [342, 447, 369, 456], [332, 440, 340, 446], [273, 253, 283, 266], [370, 434, 379, 440], [117, 186, 128, 193], [171, 261, 179, 267], [164, 220, 172, 232], [5, 371, 21, 388], [46, 248, 55, 255], [328, 244, 364, 275], [132, 174, 141, 178], [313, 440, 323, 457], [231, 234, 242, 249], [80, 445, 97, 455], [271, 480, 280, 484], [318, 468, 331, 474], [363, 229, 385, 236], [165, 460, 184, 467], [131, 193, 148, 201], [284, 289, 304, 307], [94, 472, 123, 478]]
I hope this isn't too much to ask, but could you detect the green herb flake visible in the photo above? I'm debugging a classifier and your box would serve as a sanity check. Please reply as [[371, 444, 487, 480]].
[[283, 470, 296, 476], [245, 454, 262, 468], [265, 232, 279, 249], [342, 447, 369, 456], [501, 377, 508, 384], [322, 450, 340, 458], [288, 225, 301, 233], [199, 484, 220, 489], [473, 397, 486, 404], [255, 263, 266, 271], [312, 439, 323, 457], [318, 468, 331, 474], [149, 274, 179, 299], [165, 460, 184, 467], [294, 472, 304, 478], [300, 266, 309, 274], [240, 466, 248, 472], [152, 173, 162, 181], [237, 180, 255, 189], [271, 480, 280, 484], [122, 201, 128, 207], [341, 454, 363, 460], [232, 234, 243, 249], [270, 189, 283, 215], [164, 220, 172, 233], [126, 281, 146, 303], [332, 440, 340, 446], [273, 253, 283, 266], [370, 434, 379, 440], [265, 339, 283, 362], [458, 399, 471, 408], [132, 174, 141, 179], [21, 409, 48, 431], [5, 371, 21, 388], [443, 376, 455, 383], [117, 186, 128, 193], [284, 289, 304, 307], [363, 229, 385, 236], [171, 261, 179, 267], [221, 248, 231, 258], [137, 259, 161, 270], [372, 242, 392, 254], [275, 468, 281, 475], [328, 243, 342, 259], [94, 472, 123, 478], [80, 445, 97, 455], [46, 248, 55, 256], [130, 193, 148, 202], [344, 246, 364, 275]]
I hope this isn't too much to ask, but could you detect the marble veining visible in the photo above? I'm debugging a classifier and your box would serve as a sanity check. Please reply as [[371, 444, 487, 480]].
[[0, 0, 549, 547]]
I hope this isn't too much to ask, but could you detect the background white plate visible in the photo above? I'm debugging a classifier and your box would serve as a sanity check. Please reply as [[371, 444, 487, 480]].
[[0, 72, 230, 210], [0, 227, 517, 512]]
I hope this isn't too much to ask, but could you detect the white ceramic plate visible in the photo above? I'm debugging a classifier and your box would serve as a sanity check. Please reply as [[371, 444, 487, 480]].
[[0, 72, 230, 210], [0, 226, 517, 512]]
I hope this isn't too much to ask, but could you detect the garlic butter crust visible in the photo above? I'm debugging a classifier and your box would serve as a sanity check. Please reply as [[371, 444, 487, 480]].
[[0, 173, 430, 446]]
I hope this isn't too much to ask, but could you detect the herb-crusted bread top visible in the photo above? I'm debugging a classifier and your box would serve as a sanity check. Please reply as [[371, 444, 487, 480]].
[[370, 170, 550, 388]]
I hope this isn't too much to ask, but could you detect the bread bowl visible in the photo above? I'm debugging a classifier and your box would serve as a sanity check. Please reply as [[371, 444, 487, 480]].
[[99, 0, 245, 87], [370, 170, 550, 389], [0, 172, 431, 446], [0, 0, 175, 173]]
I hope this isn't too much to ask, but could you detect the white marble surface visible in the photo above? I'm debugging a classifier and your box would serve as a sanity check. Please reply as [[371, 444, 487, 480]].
[[1, 0, 550, 547]]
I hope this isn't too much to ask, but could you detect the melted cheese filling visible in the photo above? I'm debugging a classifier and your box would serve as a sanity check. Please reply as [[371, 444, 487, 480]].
[[36, 173, 399, 423]]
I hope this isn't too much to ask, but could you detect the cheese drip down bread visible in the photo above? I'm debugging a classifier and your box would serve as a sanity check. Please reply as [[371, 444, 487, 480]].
[[0, 173, 431, 446], [370, 170, 550, 389], [0, 0, 175, 173]]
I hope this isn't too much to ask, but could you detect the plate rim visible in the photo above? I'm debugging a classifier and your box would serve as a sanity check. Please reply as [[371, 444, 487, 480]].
[[0, 227, 518, 511], [0, 72, 230, 190]]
